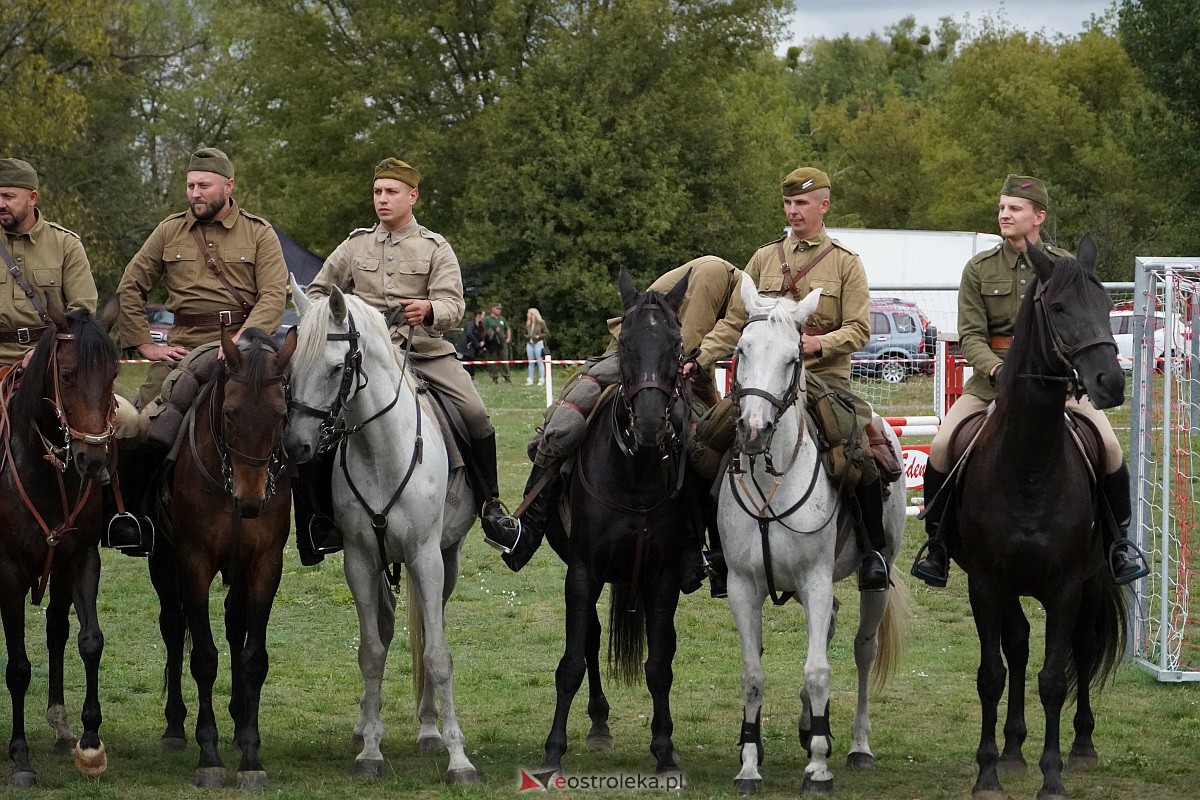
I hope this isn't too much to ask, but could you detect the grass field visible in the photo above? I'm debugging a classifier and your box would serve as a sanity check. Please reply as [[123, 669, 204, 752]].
[[7, 365, 1197, 799]]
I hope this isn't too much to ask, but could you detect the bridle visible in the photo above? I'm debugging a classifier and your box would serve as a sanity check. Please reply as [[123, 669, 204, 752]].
[[1026, 277, 1119, 396], [613, 295, 686, 457], [287, 312, 368, 451], [728, 314, 805, 477], [42, 332, 117, 466]]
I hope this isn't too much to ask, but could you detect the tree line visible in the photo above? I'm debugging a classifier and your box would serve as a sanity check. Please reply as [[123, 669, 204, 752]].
[[3, 0, 1194, 357]]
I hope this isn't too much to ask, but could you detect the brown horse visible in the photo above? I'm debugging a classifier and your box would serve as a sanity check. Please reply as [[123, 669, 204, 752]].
[[146, 326, 294, 789], [0, 306, 118, 788]]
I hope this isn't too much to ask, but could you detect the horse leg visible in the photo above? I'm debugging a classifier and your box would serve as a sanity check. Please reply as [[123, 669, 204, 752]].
[[644, 579, 682, 782], [66, 548, 107, 777], [584, 590, 612, 753], [45, 575, 78, 755], [149, 546, 188, 749], [1035, 597, 1081, 800], [408, 545, 478, 785], [799, 595, 838, 756], [2, 588, 36, 788], [1067, 580, 1101, 771], [541, 558, 601, 774], [412, 543, 461, 754], [726, 571, 766, 795], [228, 556, 284, 789], [797, 577, 835, 796], [344, 544, 391, 778], [847, 588, 886, 770], [967, 580, 1008, 800], [997, 596, 1030, 773], [181, 570, 225, 788]]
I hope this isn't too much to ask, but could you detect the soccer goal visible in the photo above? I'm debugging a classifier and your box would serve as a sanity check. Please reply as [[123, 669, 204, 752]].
[[1129, 256, 1200, 682]]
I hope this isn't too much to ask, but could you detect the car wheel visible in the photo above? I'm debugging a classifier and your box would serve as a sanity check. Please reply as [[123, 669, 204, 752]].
[[879, 357, 907, 384]]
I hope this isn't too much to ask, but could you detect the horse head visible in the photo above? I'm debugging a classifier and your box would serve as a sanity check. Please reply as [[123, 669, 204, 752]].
[[732, 278, 822, 455], [616, 267, 687, 450], [218, 326, 293, 518], [1023, 234, 1125, 409]]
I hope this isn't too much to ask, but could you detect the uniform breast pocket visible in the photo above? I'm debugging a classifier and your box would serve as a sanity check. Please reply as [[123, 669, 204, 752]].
[[223, 249, 258, 292], [163, 242, 202, 288], [755, 272, 785, 295], [32, 268, 62, 289], [353, 256, 381, 273], [808, 279, 844, 326], [394, 257, 431, 276], [981, 279, 1014, 318]]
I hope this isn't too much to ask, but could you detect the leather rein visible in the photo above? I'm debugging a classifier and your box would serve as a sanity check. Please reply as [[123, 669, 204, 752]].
[[1022, 278, 1119, 397]]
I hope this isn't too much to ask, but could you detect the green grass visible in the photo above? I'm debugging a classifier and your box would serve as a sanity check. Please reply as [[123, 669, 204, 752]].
[[10, 364, 1196, 798]]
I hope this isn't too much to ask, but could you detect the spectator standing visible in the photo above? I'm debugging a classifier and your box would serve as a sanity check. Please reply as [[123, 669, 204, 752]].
[[483, 303, 511, 383], [525, 307, 549, 385], [457, 309, 486, 376]]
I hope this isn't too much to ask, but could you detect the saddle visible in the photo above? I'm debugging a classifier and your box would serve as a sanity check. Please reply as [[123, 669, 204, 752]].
[[407, 368, 466, 474], [947, 408, 1105, 479]]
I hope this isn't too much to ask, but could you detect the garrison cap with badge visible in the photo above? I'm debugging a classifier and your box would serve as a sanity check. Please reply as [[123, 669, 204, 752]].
[[187, 147, 235, 179], [782, 167, 831, 196], [0, 158, 39, 190], [1000, 174, 1049, 209], [374, 158, 421, 188]]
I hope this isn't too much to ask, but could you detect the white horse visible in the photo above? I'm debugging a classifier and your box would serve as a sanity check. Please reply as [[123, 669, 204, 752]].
[[718, 280, 910, 796], [283, 285, 478, 784]]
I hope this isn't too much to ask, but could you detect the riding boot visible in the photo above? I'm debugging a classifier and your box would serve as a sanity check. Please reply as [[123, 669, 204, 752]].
[[701, 497, 727, 599], [292, 448, 341, 566], [911, 464, 951, 587], [1101, 464, 1150, 585], [853, 478, 890, 593], [471, 432, 521, 553], [498, 463, 557, 572], [104, 442, 165, 557]]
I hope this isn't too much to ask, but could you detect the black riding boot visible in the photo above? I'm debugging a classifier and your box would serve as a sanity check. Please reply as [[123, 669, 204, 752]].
[[911, 464, 951, 587], [103, 443, 163, 557], [472, 432, 521, 553], [854, 478, 890, 592], [292, 449, 341, 566], [1102, 464, 1149, 585], [497, 463, 557, 572], [701, 496, 727, 598]]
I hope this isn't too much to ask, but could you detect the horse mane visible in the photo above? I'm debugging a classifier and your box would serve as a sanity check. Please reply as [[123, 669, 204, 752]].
[[229, 327, 280, 388], [621, 288, 682, 330], [10, 308, 115, 445], [292, 292, 394, 373]]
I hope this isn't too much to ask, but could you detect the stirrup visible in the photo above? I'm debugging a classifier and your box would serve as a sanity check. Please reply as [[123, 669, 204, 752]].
[[858, 550, 890, 593], [107, 512, 155, 557], [308, 515, 344, 555], [481, 500, 521, 555], [1109, 541, 1149, 586], [910, 539, 949, 588]]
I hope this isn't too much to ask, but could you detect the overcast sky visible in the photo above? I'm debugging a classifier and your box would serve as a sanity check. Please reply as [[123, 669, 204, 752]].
[[785, 1, 1118, 44]]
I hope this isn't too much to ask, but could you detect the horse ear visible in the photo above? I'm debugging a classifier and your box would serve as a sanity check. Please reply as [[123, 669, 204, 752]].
[[275, 324, 297, 370], [98, 294, 120, 333], [737, 274, 764, 317], [290, 273, 312, 317], [45, 293, 68, 329], [330, 286, 348, 325], [220, 325, 241, 369], [617, 267, 638, 311], [664, 268, 690, 313], [1024, 239, 1055, 281], [1076, 233, 1098, 272], [794, 287, 823, 326]]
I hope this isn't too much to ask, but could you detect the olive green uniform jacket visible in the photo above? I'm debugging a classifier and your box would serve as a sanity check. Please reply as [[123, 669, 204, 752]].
[[958, 239, 1073, 402], [0, 210, 97, 364], [308, 218, 463, 360], [117, 199, 287, 351]]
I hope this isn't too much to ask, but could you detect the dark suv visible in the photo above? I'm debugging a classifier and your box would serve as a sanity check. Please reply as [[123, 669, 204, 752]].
[[851, 298, 936, 383]]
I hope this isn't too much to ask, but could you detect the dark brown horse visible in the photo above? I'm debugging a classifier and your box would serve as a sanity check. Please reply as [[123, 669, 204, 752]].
[[0, 307, 118, 788], [146, 326, 294, 789], [954, 235, 1129, 800]]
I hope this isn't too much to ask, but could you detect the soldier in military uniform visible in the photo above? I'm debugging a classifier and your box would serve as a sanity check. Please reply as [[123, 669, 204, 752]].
[[113, 147, 287, 551], [295, 157, 517, 564], [728, 167, 898, 593], [911, 174, 1148, 587], [489, 254, 747, 588]]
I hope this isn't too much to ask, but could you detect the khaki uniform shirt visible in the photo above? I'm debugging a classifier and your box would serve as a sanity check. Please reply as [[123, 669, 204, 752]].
[[308, 218, 463, 359], [605, 256, 746, 372], [958, 239, 1073, 401], [736, 227, 870, 388], [0, 210, 98, 364], [118, 200, 287, 350]]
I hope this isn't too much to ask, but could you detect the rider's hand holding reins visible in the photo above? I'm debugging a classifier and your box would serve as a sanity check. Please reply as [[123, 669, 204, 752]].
[[397, 299, 432, 327]]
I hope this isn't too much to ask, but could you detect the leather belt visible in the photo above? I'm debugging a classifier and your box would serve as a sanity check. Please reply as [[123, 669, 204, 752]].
[[0, 325, 47, 344], [173, 309, 250, 328], [989, 334, 1013, 350]]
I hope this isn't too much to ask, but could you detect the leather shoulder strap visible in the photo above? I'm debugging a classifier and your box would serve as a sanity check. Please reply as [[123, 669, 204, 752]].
[[0, 237, 49, 323], [777, 242, 836, 300], [189, 226, 254, 313]]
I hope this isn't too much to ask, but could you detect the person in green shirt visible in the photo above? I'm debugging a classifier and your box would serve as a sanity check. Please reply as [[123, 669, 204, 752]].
[[482, 303, 511, 383]]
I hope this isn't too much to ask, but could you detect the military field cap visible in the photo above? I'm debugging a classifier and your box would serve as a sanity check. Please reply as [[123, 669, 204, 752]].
[[187, 147, 235, 179], [1001, 174, 1049, 209], [0, 158, 38, 190], [373, 157, 421, 188], [782, 167, 831, 196]]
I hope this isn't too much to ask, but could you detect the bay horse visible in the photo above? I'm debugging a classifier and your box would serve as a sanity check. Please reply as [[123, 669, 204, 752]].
[[0, 306, 117, 787], [719, 281, 909, 795], [283, 286, 479, 784], [147, 326, 294, 789], [538, 268, 698, 781], [952, 234, 1129, 800]]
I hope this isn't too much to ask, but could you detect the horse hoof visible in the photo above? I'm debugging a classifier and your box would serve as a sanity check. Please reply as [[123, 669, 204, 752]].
[[73, 742, 108, 777], [237, 770, 268, 790], [353, 758, 384, 779], [193, 766, 227, 788], [1068, 752, 1099, 771], [586, 733, 614, 752], [445, 767, 480, 786], [160, 736, 188, 752], [846, 751, 876, 770], [54, 734, 79, 755], [416, 735, 445, 754], [801, 775, 834, 796], [997, 756, 1028, 775], [9, 770, 37, 789], [734, 778, 760, 795]]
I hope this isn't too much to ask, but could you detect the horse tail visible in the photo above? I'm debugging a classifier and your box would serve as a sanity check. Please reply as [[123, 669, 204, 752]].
[[1087, 573, 1129, 694], [871, 575, 913, 694], [408, 577, 426, 708], [606, 583, 645, 686]]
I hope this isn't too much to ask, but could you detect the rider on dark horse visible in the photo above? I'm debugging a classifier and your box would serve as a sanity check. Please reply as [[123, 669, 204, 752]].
[[292, 157, 516, 564], [911, 174, 1149, 588], [484, 255, 746, 591]]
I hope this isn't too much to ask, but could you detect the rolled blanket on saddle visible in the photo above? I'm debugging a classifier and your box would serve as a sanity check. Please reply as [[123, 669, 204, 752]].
[[144, 343, 224, 453]]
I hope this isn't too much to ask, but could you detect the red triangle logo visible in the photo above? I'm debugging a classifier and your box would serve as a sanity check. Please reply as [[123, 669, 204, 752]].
[[518, 768, 546, 792]]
